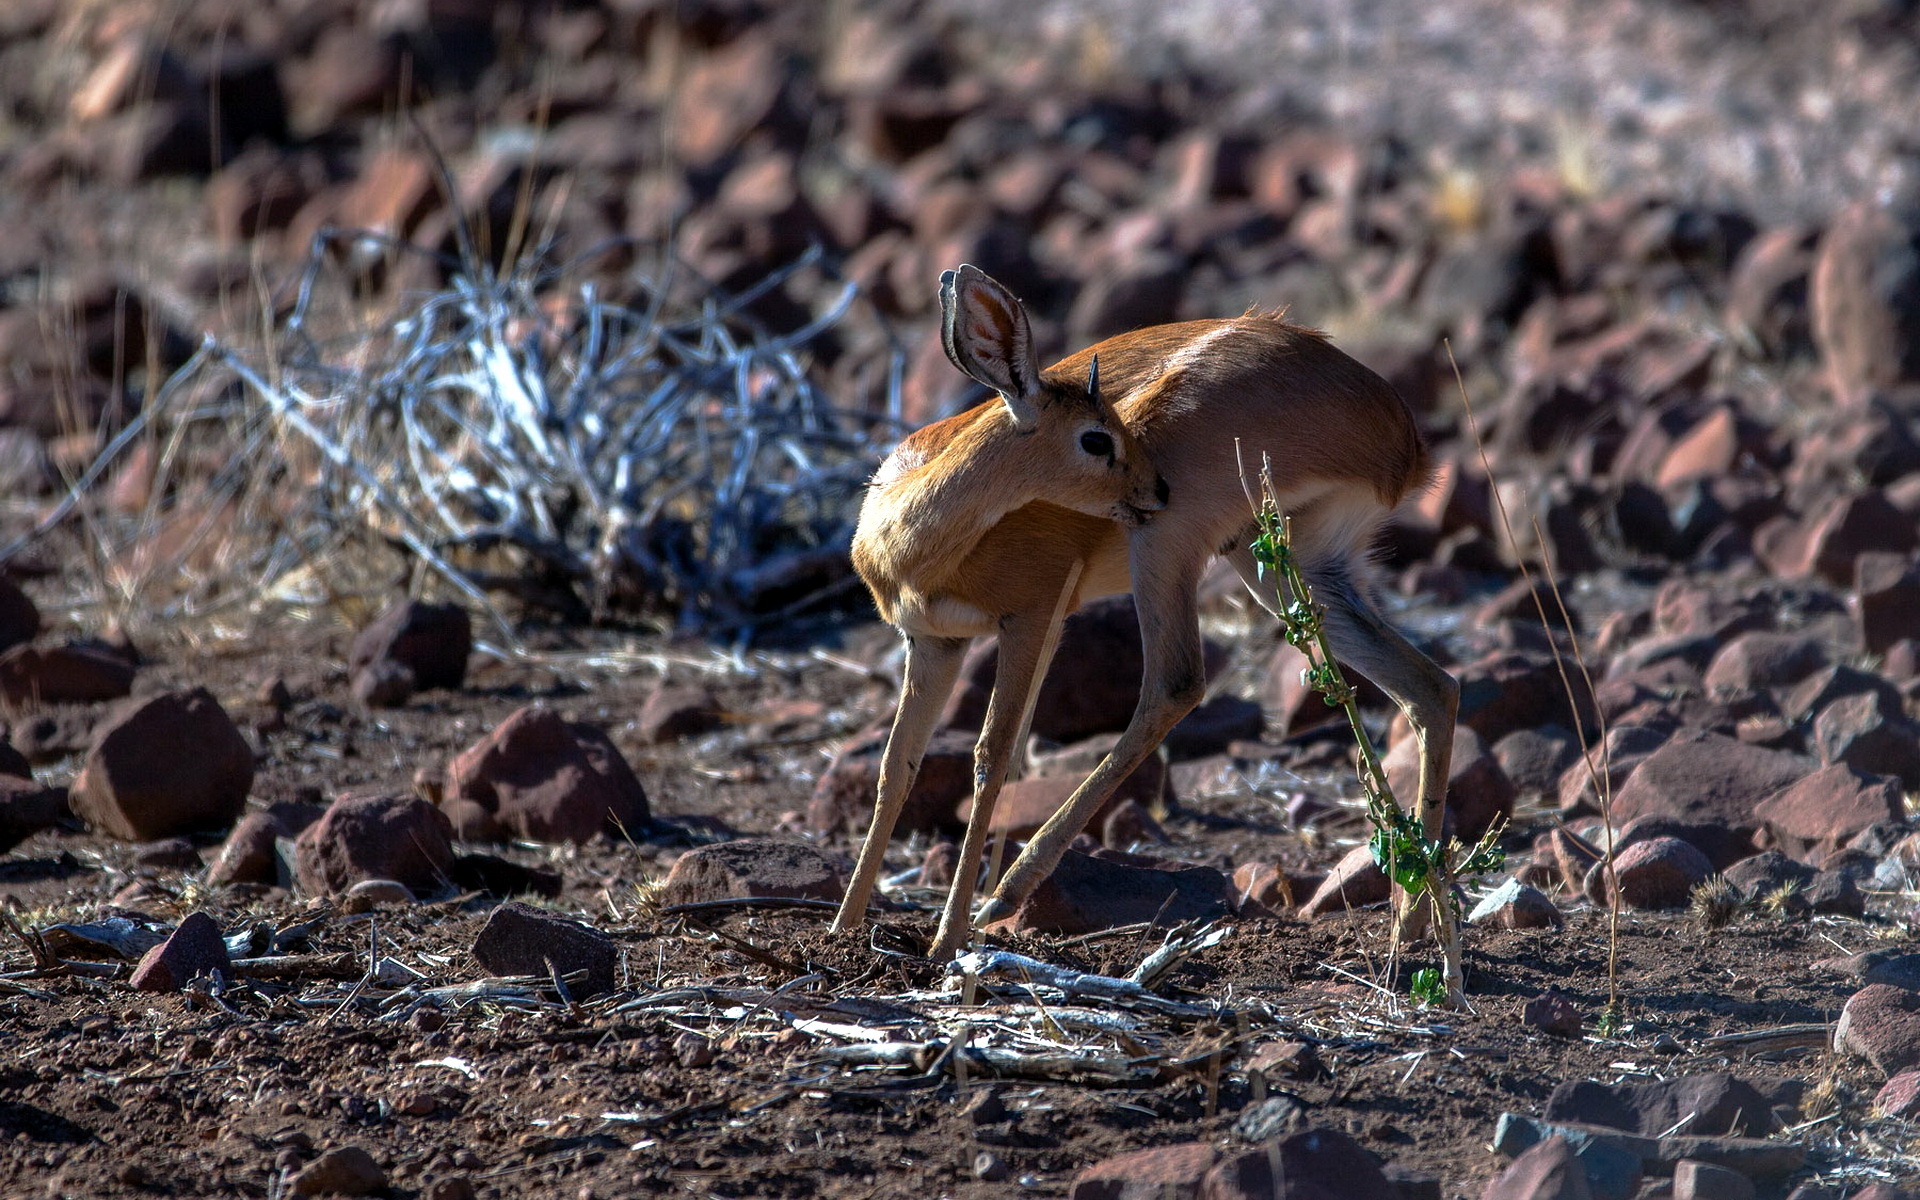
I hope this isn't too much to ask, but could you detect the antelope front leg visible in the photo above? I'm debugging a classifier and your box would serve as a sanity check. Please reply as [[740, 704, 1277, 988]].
[[930, 565, 1081, 959], [977, 541, 1208, 925], [832, 634, 969, 935]]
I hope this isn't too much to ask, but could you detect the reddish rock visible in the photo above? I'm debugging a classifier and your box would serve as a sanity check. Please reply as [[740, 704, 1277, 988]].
[[1855, 553, 1920, 654], [944, 597, 1226, 743], [1754, 763, 1905, 862], [1836, 984, 1920, 1077], [69, 688, 253, 842], [287, 1145, 387, 1198], [1874, 1070, 1920, 1119], [1812, 692, 1920, 790], [1247, 1040, 1325, 1082], [1672, 1159, 1755, 1200], [1608, 731, 1810, 865], [1494, 726, 1582, 797], [1545, 1074, 1777, 1138], [1480, 1135, 1593, 1200], [1101, 799, 1169, 848], [1070, 1141, 1215, 1200], [1701, 633, 1831, 695], [1810, 200, 1920, 405], [1300, 844, 1391, 916], [1384, 724, 1515, 840], [1455, 652, 1596, 745], [348, 600, 472, 691], [807, 726, 972, 835], [656, 839, 844, 908], [1784, 664, 1906, 724], [442, 706, 649, 843], [293, 793, 454, 897], [350, 659, 414, 707], [635, 685, 724, 744], [130, 912, 230, 992], [0, 774, 67, 854], [0, 642, 137, 705], [471, 901, 618, 996], [998, 849, 1232, 937], [672, 37, 785, 169], [1232, 861, 1298, 910], [203, 811, 282, 887], [1725, 225, 1815, 360], [1470, 878, 1563, 929], [1596, 836, 1713, 910], [1205, 1127, 1399, 1199], [916, 841, 958, 888], [959, 773, 1124, 839], [1790, 491, 1918, 587], [1523, 990, 1584, 1037], [1654, 407, 1741, 490], [0, 576, 38, 653], [132, 837, 201, 870], [1030, 734, 1169, 810]]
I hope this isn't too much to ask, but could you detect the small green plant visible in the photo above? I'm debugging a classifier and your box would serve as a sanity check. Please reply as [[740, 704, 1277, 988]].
[[1595, 1001, 1622, 1038], [1409, 967, 1447, 1006], [1243, 456, 1502, 1007]]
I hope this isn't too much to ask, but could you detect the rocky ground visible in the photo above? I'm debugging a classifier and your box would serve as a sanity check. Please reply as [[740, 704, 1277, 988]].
[[6, 0, 1920, 1198]]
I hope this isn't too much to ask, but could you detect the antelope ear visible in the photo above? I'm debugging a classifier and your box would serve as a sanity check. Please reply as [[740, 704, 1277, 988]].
[[940, 264, 1040, 432]]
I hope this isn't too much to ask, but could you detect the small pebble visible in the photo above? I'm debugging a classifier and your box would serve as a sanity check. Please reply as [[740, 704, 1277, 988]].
[[973, 1151, 1008, 1182]]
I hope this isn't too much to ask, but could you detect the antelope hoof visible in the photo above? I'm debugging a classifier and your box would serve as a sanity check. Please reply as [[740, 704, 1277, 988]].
[[974, 895, 1013, 926]]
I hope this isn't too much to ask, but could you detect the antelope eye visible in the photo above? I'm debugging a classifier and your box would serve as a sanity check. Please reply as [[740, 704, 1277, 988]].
[[1080, 430, 1115, 458]]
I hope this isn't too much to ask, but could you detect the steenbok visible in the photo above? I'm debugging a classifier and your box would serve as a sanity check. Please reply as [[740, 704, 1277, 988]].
[[832, 264, 1456, 959]]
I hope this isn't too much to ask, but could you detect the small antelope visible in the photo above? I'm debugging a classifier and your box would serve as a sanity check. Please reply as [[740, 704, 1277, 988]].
[[832, 264, 1458, 959]]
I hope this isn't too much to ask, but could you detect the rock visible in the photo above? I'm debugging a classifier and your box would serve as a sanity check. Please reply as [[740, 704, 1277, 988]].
[[348, 600, 471, 691], [1069, 1141, 1215, 1200], [1491, 1117, 1648, 1200], [350, 659, 414, 708], [1231, 1094, 1306, 1143], [1607, 731, 1810, 866], [340, 879, 416, 912], [1673, 1159, 1755, 1200], [1836, 984, 1920, 1076], [1455, 652, 1596, 745], [943, 597, 1225, 743], [1753, 763, 1905, 862], [1165, 694, 1265, 760], [1815, 948, 1920, 991], [471, 901, 618, 996], [916, 841, 958, 888], [287, 1146, 386, 1197], [1726, 225, 1815, 359], [1263, 640, 1386, 737], [448, 852, 562, 899], [1721, 850, 1815, 902], [1545, 1075, 1776, 1138], [0, 774, 66, 853], [1382, 1162, 1444, 1200], [1102, 799, 1169, 848], [1523, 989, 1584, 1037], [1205, 1126, 1399, 1199], [69, 688, 254, 842], [1874, 1070, 1920, 1118], [1812, 692, 1920, 789], [442, 706, 649, 843], [1481, 1135, 1595, 1200], [807, 726, 973, 835], [960, 773, 1124, 839], [0, 576, 38, 653], [204, 811, 287, 887], [1494, 726, 1582, 797], [132, 837, 201, 870], [1247, 1040, 1324, 1083], [0, 642, 134, 705], [8, 708, 98, 766], [1810, 200, 1920, 405], [1299, 844, 1391, 916], [1701, 633, 1830, 695], [997, 849, 1233, 936], [657, 839, 844, 908], [1469, 878, 1563, 929], [1384, 724, 1515, 840], [1853, 553, 1920, 653], [293, 794, 455, 897], [1783, 664, 1906, 725], [1806, 859, 1867, 917], [635, 684, 724, 744], [1545, 826, 1606, 895], [1597, 837, 1713, 910], [129, 911, 230, 992], [1792, 491, 1919, 587]]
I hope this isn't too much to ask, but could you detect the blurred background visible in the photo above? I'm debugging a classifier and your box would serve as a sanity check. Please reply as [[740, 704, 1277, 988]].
[[2, 0, 1919, 637]]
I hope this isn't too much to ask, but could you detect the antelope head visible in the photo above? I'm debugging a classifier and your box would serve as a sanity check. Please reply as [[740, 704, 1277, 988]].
[[940, 264, 1168, 526]]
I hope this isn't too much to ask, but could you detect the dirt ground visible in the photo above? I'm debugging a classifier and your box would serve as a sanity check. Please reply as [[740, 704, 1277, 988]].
[[0, 615, 1910, 1200]]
